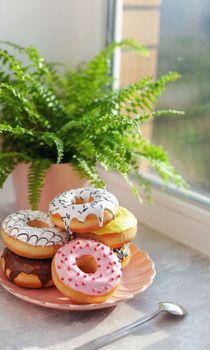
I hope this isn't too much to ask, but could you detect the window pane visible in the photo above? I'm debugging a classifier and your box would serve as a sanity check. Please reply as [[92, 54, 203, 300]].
[[153, 0, 210, 197]]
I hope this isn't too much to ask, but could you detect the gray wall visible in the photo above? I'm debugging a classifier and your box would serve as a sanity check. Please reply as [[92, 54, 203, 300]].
[[0, 0, 107, 65]]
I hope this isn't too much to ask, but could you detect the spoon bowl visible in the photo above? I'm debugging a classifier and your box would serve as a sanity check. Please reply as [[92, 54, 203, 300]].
[[159, 302, 187, 316]]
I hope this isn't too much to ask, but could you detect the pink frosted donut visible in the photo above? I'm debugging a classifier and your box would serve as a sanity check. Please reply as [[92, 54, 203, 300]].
[[52, 239, 122, 304]]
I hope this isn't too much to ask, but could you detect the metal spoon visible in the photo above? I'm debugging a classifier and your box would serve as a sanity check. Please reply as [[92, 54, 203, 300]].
[[74, 302, 186, 350]]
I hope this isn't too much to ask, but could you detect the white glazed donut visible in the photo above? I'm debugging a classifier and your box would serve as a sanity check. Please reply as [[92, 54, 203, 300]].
[[1, 210, 68, 259], [52, 238, 122, 303], [49, 188, 119, 233]]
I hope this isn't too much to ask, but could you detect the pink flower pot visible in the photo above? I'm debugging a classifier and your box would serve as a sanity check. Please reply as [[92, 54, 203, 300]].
[[12, 163, 89, 212]]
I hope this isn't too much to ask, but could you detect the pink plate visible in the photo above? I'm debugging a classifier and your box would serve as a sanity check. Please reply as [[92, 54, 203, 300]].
[[0, 244, 155, 311]]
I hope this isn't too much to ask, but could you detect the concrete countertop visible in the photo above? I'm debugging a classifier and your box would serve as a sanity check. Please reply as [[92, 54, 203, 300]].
[[0, 203, 209, 350]]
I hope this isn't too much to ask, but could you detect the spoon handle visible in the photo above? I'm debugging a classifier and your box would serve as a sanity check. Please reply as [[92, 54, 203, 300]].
[[74, 309, 161, 350]]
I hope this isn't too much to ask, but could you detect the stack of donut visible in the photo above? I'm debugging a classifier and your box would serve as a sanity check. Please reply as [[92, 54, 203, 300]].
[[0, 187, 138, 304]]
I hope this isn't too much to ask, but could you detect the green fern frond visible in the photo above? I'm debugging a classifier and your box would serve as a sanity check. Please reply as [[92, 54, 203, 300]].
[[137, 109, 184, 124], [123, 174, 143, 203], [32, 81, 66, 124], [0, 46, 66, 129], [89, 72, 180, 118], [0, 83, 48, 128], [113, 38, 150, 56], [133, 140, 187, 187], [0, 41, 51, 79], [72, 156, 105, 187], [0, 151, 30, 187], [61, 39, 149, 115], [97, 113, 141, 133], [27, 159, 51, 210], [66, 138, 96, 162], [0, 151, 31, 162], [122, 72, 181, 114], [90, 77, 152, 115], [0, 49, 27, 81], [58, 120, 83, 137], [87, 39, 149, 71], [148, 159, 187, 188], [133, 172, 152, 204], [0, 125, 64, 163], [133, 139, 170, 163], [0, 123, 34, 137], [96, 144, 129, 175], [0, 158, 16, 188], [39, 132, 64, 163]]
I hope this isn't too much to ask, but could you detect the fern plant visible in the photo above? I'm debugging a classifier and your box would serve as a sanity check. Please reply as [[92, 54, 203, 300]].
[[0, 39, 186, 210]]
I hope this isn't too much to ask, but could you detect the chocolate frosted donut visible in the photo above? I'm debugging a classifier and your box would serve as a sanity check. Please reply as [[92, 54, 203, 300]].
[[1, 248, 53, 288]]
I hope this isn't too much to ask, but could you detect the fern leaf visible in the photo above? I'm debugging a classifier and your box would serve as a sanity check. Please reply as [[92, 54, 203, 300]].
[[87, 76, 152, 114], [0, 49, 27, 81], [123, 174, 143, 203], [39, 132, 64, 163], [118, 72, 181, 115], [66, 137, 96, 161], [61, 39, 149, 115], [0, 158, 16, 188], [96, 141, 128, 173], [0, 125, 64, 163], [148, 159, 187, 188], [58, 120, 83, 137], [32, 81, 66, 123], [0, 151, 30, 187], [0, 83, 49, 128], [87, 39, 149, 71], [0, 41, 51, 79], [137, 109, 184, 124], [133, 140, 187, 187], [27, 159, 51, 210], [133, 171, 152, 204], [0, 46, 65, 128], [72, 156, 105, 187], [0, 151, 31, 162], [0, 123, 34, 137]]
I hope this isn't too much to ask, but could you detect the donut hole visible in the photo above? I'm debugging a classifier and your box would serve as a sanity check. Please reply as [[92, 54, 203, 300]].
[[76, 255, 97, 274], [74, 197, 94, 205], [27, 220, 49, 228]]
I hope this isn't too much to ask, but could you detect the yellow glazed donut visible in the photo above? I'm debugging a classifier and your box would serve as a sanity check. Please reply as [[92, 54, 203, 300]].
[[52, 239, 122, 304], [76, 207, 137, 249], [49, 188, 119, 233], [1, 248, 53, 288], [1, 210, 68, 259]]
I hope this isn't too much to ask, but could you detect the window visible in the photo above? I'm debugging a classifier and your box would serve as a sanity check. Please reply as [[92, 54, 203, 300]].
[[106, 0, 210, 256], [153, 0, 210, 200], [119, 0, 210, 202]]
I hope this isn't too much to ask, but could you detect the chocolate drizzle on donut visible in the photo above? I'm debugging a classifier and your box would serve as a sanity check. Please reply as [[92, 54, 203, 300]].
[[49, 188, 119, 230], [2, 210, 67, 247], [2, 248, 52, 287]]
